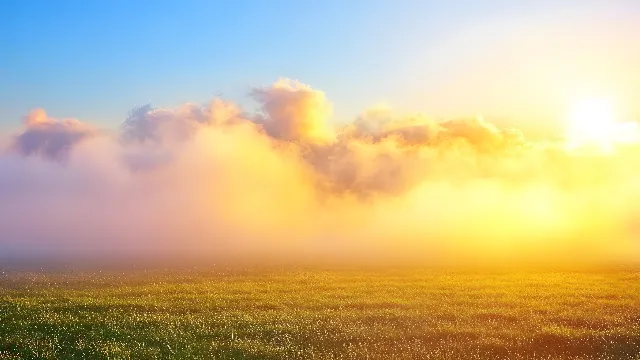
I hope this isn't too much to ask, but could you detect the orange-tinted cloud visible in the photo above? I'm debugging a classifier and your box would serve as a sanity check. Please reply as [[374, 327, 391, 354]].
[[1, 79, 639, 267]]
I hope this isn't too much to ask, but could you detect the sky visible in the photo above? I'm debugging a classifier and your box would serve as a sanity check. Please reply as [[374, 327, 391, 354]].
[[2, 0, 639, 134], [2, 1, 640, 266]]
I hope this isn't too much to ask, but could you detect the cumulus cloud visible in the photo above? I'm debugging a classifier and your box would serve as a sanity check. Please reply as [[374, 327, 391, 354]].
[[10, 109, 97, 161], [1, 79, 639, 267], [252, 79, 335, 144]]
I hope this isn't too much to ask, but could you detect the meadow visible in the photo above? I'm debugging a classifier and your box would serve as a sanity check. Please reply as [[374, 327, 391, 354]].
[[0, 268, 639, 359]]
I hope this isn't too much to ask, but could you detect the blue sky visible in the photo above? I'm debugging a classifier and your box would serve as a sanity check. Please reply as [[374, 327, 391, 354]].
[[2, 0, 639, 132]]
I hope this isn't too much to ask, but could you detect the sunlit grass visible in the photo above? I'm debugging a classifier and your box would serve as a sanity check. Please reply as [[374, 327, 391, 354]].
[[1, 269, 639, 359]]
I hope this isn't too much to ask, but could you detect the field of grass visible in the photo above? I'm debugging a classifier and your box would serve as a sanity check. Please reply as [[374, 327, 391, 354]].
[[1, 268, 639, 359]]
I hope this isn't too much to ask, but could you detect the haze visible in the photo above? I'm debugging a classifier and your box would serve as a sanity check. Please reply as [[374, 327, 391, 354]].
[[1, 1, 640, 268]]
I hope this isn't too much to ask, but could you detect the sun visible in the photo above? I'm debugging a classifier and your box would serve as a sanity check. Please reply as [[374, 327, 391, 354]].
[[566, 97, 638, 153]]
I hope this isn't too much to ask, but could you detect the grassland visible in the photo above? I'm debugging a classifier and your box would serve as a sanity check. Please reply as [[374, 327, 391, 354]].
[[0, 268, 639, 359]]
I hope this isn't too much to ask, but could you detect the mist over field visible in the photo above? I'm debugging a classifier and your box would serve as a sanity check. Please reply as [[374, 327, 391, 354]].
[[1, 79, 639, 267]]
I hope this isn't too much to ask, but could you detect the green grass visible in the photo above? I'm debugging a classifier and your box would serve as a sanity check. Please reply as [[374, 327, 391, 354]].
[[1, 269, 639, 359]]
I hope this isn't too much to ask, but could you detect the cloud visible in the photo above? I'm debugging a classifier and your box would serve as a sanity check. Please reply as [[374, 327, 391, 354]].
[[10, 109, 97, 161], [1, 79, 639, 267], [121, 99, 247, 144], [252, 78, 335, 144]]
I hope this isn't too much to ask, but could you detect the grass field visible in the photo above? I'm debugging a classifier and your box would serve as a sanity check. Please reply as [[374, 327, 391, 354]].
[[1, 268, 639, 359]]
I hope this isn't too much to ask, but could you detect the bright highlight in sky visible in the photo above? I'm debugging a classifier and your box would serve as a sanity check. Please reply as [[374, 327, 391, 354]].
[[566, 97, 639, 153]]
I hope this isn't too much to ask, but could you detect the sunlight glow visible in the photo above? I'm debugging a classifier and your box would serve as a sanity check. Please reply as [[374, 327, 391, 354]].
[[566, 97, 639, 153]]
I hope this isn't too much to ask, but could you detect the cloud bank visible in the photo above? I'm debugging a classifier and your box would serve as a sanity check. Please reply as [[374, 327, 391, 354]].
[[1, 79, 639, 267]]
